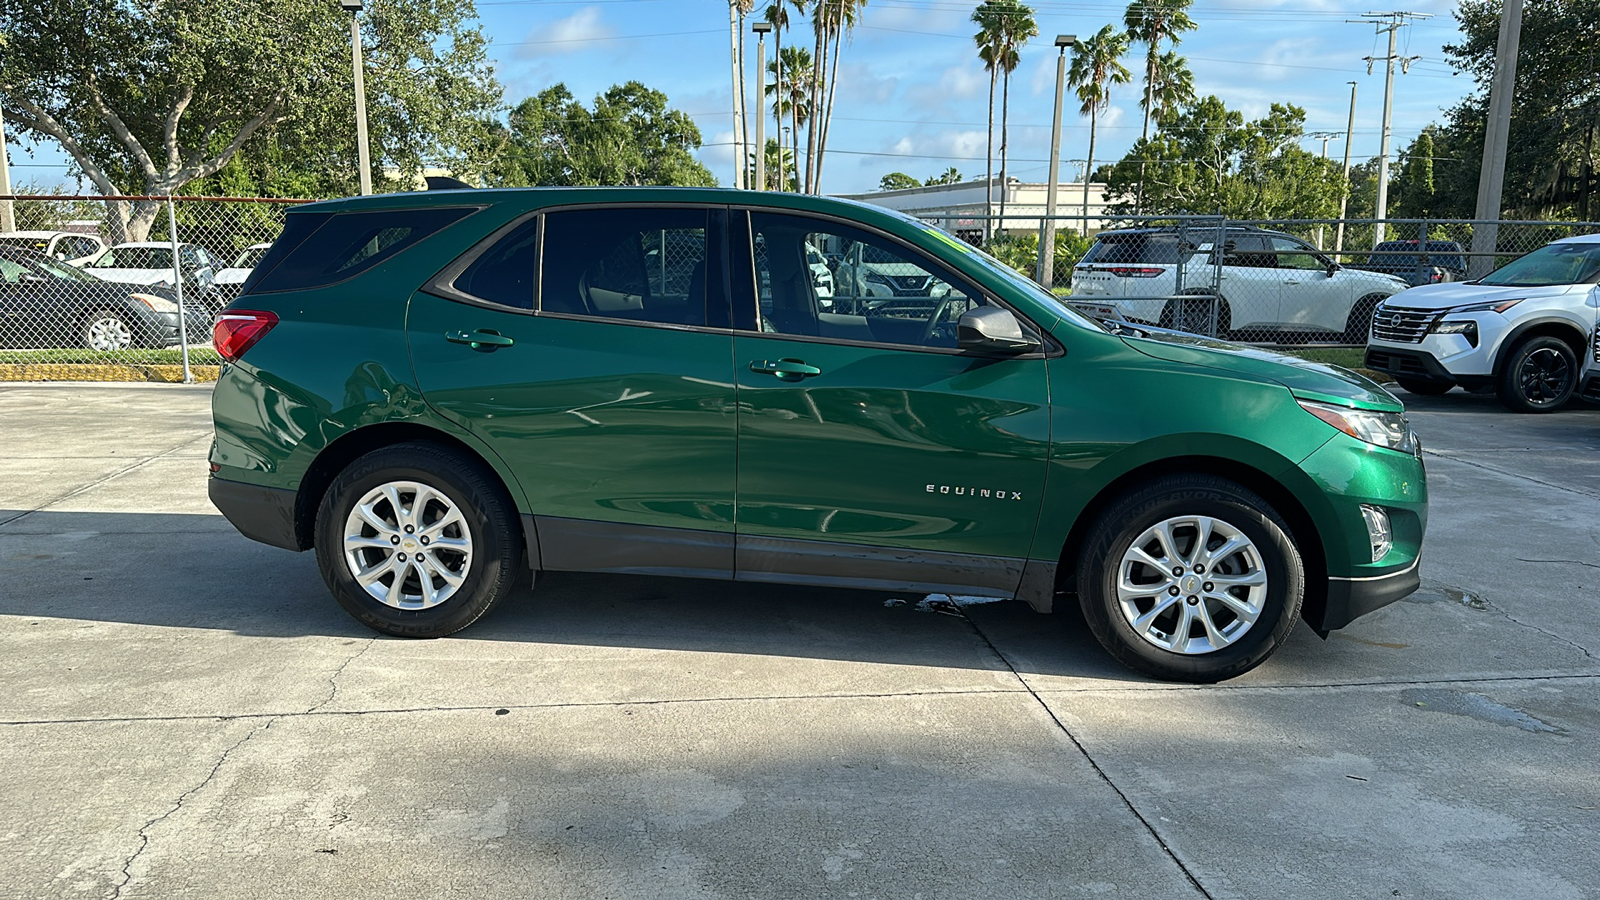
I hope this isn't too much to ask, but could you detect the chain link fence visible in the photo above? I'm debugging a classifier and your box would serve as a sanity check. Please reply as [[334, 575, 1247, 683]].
[[968, 213, 1600, 346], [0, 194, 309, 380]]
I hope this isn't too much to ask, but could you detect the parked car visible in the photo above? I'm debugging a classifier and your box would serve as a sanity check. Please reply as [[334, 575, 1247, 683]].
[[83, 242, 221, 311], [0, 246, 207, 350], [1070, 226, 1410, 342], [208, 188, 1426, 683], [211, 243, 272, 305], [1365, 233, 1600, 412], [1349, 239, 1467, 287], [0, 230, 107, 266]]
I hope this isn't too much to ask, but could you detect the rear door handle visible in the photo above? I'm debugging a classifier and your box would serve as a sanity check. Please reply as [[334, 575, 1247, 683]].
[[749, 358, 821, 381], [446, 329, 514, 351]]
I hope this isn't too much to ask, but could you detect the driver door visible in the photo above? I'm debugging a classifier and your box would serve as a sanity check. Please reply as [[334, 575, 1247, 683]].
[[731, 211, 1052, 595]]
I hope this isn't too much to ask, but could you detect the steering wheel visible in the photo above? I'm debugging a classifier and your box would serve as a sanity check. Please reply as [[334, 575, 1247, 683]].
[[918, 295, 954, 346]]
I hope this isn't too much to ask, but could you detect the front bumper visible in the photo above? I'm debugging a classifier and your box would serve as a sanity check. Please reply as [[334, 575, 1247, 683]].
[[1321, 556, 1422, 631]]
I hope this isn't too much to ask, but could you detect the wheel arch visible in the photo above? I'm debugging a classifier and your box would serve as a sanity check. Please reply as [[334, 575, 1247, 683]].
[[294, 421, 530, 554], [1050, 454, 1329, 629], [1492, 317, 1588, 375]]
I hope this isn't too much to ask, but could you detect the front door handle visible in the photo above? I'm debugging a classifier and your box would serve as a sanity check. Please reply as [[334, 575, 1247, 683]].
[[446, 329, 514, 351], [749, 358, 821, 381]]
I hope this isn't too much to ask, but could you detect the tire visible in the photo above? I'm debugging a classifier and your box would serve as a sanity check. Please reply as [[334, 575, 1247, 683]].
[[1161, 294, 1231, 339], [1076, 475, 1305, 683], [1395, 378, 1453, 396], [81, 309, 136, 351], [1496, 335, 1577, 413], [314, 442, 523, 637], [1343, 294, 1387, 344]]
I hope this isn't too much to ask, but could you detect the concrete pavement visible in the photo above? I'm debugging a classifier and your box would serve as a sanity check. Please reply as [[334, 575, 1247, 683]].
[[2, 382, 1597, 899]]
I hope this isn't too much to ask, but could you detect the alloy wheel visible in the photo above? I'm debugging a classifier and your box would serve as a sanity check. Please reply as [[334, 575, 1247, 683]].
[[1517, 347, 1572, 406], [342, 480, 473, 610], [1115, 515, 1268, 654]]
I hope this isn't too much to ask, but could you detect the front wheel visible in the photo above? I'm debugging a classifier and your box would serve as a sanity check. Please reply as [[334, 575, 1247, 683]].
[[1496, 336, 1576, 413], [314, 442, 523, 637], [82, 309, 136, 351], [1076, 475, 1304, 683]]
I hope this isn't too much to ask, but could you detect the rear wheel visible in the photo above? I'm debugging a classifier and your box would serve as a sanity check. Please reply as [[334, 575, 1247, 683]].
[[1077, 475, 1304, 683], [1496, 336, 1576, 413], [1161, 294, 1232, 339], [315, 442, 523, 637], [82, 310, 135, 351], [1394, 378, 1453, 396]]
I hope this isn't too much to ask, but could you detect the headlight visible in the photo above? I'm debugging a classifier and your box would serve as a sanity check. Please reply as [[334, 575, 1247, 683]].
[[1447, 298, 1524, 315], [1430, 319, 1479, 346], [130, 292, 179, 313], [1299, 400, 1418, 454], [863, 270, 892, 285]]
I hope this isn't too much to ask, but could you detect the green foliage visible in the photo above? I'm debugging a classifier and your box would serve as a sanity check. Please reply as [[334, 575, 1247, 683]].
[[925, 167, 963, 186], [0, 0, 501, 234], [983, 229, 1094, 278], [1104, 96, 1346, 219], [1068, 25, 1132, 117], [486, 82, 716, 188], [879, 172, 921, 192]]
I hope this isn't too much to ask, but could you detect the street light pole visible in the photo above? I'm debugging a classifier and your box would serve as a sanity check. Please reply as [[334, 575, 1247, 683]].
[[342, 0, 373, 195], [752, 22, 772, 191], [1037, 34, 1075, 287]]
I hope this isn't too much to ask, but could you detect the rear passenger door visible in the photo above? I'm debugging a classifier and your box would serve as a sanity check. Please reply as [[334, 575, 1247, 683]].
[[408, 205, 740, 578], [1218, 234, 1281, 332]]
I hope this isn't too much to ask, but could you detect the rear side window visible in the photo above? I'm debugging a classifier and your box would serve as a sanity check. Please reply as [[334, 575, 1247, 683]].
[[246, 207, 476, 294], [540, 208, 710, 327]]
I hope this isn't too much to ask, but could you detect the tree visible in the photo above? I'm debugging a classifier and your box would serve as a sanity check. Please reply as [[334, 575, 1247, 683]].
[[994, 4, 1038, 225], [1101, 96, 1345, 219], [768, 46, 814, 192], [1068, 25, 1132, 223], [762, 2, 807, 191], [805, 0, 866, 193], [1123, 0, 1198, 143], [878, 172, 920, 191], [925, 167, 962, 186], [486, 82, 716, 188], [749, 139, 798, 191], [1146, 51, 1196, 123], [1390, 128, 1438, 218], [971, 2, 1031, 239], [0, 0, 499, 241]]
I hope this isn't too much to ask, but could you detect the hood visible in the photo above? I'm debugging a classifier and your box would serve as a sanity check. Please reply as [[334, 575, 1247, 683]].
[[1121, 328, 1401, 411], [1383, 280, 1582, 311]]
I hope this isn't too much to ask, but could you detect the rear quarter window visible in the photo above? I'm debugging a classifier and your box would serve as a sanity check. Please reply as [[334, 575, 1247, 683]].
[[245, 207, 477, 295]]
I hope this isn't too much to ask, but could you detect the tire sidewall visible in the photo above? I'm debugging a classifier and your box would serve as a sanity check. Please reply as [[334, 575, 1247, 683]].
[[1078, 478, 1305, 683], [315, 444, 519, 637], [1498, 336, 1576, 413]]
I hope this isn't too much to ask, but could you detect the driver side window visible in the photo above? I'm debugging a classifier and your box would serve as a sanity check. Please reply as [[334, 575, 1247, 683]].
[[749, 212, 986, 349]]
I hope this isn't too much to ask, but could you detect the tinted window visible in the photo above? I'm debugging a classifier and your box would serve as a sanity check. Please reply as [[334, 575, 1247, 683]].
[[749, 212, 992, 350], [1223, 235, 1273, 269], [248, 207, 475, 294], [1270, 237, 1324, 270], [1082, 233, 1181, 265], [452, 218, 539, 310], [541, 208, 709, 327], [1478, 242, 1600, 287]]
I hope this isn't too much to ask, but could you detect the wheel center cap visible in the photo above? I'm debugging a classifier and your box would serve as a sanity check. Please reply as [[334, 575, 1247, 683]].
[[402, 538, 418, 550], [1181, 575, 1202, 594]]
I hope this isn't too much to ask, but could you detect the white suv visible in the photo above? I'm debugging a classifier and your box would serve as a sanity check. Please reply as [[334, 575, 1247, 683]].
[[1365, 233, 1600, 412], [1071, 227, 1409, 342]]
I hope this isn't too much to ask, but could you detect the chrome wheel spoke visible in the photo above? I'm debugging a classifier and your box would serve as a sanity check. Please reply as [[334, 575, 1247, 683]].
[[1200, 534, 1247, 569], [355, 556, 397, 585], [1208, 569, 1267, 589], [345, 533, 395, 551], [1132, 594, 1180, 632], [1127, 545, 1169, 572]]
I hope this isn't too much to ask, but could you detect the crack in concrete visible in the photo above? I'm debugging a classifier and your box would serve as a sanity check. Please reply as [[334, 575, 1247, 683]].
[[106, 718, 273, 900], [1423, 449, 1600, 501], [0, 434, 212, 529], [1431, 577, 1600, 664], [1516, 557, 1600, 571], [306, 638, 378, 715], [951, 610, 1216, 900]]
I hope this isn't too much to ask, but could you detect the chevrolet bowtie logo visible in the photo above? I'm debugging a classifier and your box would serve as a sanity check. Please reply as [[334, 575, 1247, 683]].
[[927, 484, 1023, 500]]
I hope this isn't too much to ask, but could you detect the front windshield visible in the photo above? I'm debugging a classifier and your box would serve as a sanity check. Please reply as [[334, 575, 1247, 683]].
[[1479, 241, 1600, 287], [913, 221, 1108, 332]]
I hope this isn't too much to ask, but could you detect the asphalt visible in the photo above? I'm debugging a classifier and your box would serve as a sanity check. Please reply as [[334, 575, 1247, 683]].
[[1, 382, 1597, 900]]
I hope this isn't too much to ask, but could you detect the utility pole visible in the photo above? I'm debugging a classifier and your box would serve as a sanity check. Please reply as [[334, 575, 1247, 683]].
[[1470, 0, 1524, 278], [1336, 81, 1357, 258], [1038, 34, 1076, 288], [341, 0, 373, 195], [728, 3, 746, 190], [0, 104, 15, 233], [1352, 11, 1429, 246], [752, 22, 772, 191], [1307, 132, 1340, 249]]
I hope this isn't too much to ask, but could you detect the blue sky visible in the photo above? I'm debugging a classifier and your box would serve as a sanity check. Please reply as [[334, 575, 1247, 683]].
[[11, 0, 1478, 196]]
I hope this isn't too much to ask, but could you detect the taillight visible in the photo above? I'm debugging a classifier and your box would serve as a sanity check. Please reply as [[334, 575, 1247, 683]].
[[1107, 267, 1165, 278], [213, 310, 278, 362]]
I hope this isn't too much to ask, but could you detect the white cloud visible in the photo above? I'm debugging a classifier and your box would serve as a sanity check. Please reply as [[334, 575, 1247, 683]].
[[516, 7, 613, 58]]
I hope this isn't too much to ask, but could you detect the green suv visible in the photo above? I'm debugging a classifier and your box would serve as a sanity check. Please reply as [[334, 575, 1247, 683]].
[[208, 188, 1426, 682]]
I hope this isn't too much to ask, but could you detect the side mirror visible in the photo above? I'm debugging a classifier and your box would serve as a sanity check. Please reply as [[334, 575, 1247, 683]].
[[1326, 261, 1340, 277], [958, 307, 1040, 354]]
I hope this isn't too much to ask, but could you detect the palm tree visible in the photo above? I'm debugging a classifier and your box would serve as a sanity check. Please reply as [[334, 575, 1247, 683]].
[[806, 0, 865, 193], [768, 46, 814, 189], [1146, 50, 1195, 123], [762, 2, 806, 190], [995, 4, 1037, 226], [1069, 24, 1132, 223], [1123, 0, 1197, 142], [972, 4, 1004, 241]]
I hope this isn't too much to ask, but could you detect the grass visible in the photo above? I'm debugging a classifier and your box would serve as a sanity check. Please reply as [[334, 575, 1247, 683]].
[[0, 347, 223, 366], [1278, 347, 1366, 369]]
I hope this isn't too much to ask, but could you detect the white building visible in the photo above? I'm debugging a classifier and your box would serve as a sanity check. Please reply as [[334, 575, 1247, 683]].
[[835, 176, 1115, 243]]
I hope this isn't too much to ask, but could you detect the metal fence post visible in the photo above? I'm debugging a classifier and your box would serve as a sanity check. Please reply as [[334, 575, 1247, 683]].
[[165, 197, 193, 384]]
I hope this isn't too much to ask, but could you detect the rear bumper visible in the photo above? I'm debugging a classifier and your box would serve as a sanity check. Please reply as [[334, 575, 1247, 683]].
[[1316, 557, 1422, 632], [208, 476, 303, 551]]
